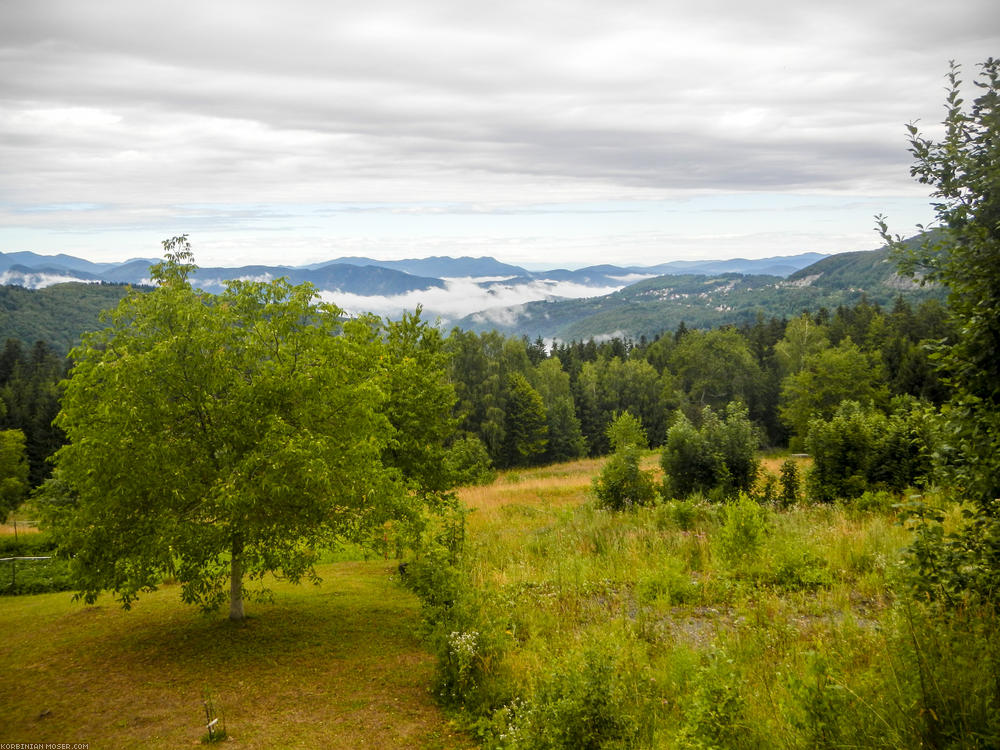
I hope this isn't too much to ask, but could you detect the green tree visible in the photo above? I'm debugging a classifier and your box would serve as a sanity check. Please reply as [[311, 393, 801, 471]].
[[594, 413, 656, 511], [667, 328, 765, 430], [379, 308, 458, 499], [46, 238, 425, 620], [574, 357, 665, 454], [804, 400, 932, 503], [0, 428, 29, 521], [499, 372, 548, 467], [660, 403, 759, 500], [660, 412, 715, 499], [779, 338, 887, 447], [878, 59, 1000, 603], [532, 357, 586, 463], [606, 410, 648, 452], [778, 459, 801, 507], [774, 314, 829, 377]]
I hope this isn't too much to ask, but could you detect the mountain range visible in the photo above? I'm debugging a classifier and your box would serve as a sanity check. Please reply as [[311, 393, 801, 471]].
[[0, 250, 828, 294], [0, 245, 941, 349]]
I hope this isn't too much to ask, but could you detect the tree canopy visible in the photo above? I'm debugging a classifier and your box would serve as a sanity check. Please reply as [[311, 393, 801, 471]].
[[45, 237, 455, 619]]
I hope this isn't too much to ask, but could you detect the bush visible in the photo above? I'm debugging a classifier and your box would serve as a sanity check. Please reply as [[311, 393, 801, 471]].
[[661, 403, 760, 501], [806, 400, 932, 503], [593, 445, 657, 511], [483, 642, 649, 750], [675, 651, 762, 749], [778, 459, 801, 507], [716, 493, 770, 568], [443, 434, 497, 487]]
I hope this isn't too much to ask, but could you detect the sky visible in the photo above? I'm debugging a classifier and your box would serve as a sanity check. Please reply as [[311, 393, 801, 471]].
[[1, 0, 997, 270]]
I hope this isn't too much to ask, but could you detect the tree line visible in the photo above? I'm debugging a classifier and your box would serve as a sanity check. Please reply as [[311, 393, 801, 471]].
[[445, 294, 952, 472]]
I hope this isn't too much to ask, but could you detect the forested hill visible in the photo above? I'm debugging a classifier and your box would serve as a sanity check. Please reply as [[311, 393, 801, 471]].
[[0, 282, 135, 353], [460, 245, 943, 341]]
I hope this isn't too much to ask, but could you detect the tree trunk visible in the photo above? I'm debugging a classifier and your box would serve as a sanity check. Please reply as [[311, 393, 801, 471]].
[[229, 540, 245, 621]]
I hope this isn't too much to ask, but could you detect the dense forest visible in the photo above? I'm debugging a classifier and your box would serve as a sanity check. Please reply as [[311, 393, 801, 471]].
[[445, 294, 950, 469]]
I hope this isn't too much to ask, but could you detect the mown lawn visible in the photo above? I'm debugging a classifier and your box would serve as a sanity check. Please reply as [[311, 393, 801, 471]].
[[0, 560, 472, 750]]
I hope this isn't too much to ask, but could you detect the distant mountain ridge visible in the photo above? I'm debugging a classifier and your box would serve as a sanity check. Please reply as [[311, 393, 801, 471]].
[[0, 249, 828, 291], [3, 246, 927, 350]]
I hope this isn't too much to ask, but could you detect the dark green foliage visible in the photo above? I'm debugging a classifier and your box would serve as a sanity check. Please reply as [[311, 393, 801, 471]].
[[532, 357, 586, 464], [661, 403, 760, 500], [669, 328, 764, 416], [0, 428, 29, 520], [575, 356, 665, 454], [805, 401, 932, 503], [660, 413, 715, 499], [778, 459, 801, 507], [0, 339, 68, 486], [500, 372, 548, 467]]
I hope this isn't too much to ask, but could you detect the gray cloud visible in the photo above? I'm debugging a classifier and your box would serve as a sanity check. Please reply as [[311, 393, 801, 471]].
[[1, 0, 997, 263]]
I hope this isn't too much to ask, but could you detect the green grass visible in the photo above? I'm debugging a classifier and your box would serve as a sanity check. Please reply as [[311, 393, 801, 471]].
[[0, 561, 473, 750], [404, 456, 1000, 748]]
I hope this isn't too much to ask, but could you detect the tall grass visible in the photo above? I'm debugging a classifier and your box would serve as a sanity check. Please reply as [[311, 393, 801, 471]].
[[405, 456, 1000, 748]]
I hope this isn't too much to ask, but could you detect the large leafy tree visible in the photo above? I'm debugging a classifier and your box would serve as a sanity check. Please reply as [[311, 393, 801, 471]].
[[46, 237, 437, 620], [879, 59, 1000, 602]]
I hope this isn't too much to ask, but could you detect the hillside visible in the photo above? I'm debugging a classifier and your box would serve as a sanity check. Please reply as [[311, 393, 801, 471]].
[[460, 246, 944, 340], [0, 282, 136, 352]]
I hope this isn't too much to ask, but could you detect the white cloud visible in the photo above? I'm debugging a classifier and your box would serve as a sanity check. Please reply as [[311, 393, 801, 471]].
[[0, 270, 97, 289], [318, 276, 636, 324]]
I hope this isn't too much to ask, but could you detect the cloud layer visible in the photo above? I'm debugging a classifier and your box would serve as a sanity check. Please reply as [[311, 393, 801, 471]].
[[320, 275, 643, 324], [1, 0, 997, 265]]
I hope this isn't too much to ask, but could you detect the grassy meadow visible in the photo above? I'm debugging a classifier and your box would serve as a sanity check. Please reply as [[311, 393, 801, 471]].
[[408, 455, 998, 748], [0, 560, 471, 749], [3, 453, 998, 748]]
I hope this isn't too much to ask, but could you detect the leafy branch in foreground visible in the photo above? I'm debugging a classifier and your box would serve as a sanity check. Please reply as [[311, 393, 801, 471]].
[[879, 58, 1000, 604]]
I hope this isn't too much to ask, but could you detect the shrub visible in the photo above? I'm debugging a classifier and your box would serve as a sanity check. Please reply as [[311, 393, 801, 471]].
[[593, 445, 657, 511], [675, 651, 762, 749], [778, 459, 801, 507], [484, 642, 649, 749], [444, 434, 497, 486], [806, 400, 934, 503], [716, 493, 770, 568], [661, 403, 760, 501]]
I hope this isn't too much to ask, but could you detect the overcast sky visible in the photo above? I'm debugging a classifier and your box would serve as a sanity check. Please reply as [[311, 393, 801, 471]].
[[1, 0, 996, 269]]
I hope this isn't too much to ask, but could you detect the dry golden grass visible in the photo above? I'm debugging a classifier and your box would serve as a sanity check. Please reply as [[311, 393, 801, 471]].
[[459, 454, 662, 526]]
